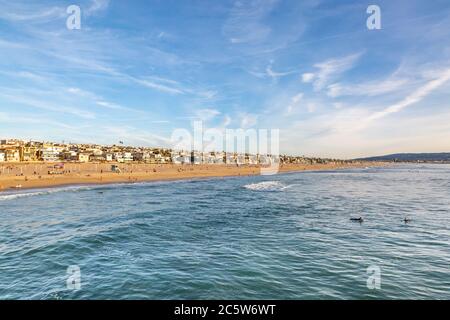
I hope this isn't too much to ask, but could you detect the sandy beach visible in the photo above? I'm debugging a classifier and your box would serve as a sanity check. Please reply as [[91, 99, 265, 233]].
[[0, 162, 385, 192]]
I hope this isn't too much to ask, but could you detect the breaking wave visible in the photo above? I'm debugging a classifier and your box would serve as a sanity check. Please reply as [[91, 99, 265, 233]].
[[243, 181, 288, 191]]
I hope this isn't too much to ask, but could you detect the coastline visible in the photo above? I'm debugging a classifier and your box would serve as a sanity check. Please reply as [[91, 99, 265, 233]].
[[0, 162, 387, 193]]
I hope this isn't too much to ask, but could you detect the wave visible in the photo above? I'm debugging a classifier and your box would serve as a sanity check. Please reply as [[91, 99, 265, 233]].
[[0, 185, 95, 202], [243, 181, 288, 191], [0, 178, 222, 202]]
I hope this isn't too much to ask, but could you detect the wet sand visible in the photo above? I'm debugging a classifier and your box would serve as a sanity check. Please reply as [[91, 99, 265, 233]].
[[0, 162, 384, 192]]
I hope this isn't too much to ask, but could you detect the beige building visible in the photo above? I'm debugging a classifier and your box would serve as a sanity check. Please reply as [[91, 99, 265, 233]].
[[77, 153, 91, 163], [0, 147, 21, 162], [20, 146, 39, 161]]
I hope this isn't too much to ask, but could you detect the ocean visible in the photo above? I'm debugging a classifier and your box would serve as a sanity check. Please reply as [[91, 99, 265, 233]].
[[0, 164, 449, 299]]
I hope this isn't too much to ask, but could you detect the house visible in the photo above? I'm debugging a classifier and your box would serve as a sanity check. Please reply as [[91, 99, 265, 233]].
[[77, 153, 90, 163], [113, 152, 124, 163], [123, 152, 133, 162], [20, 146, 39, 161], [132, 152, 144, 162], [113, 152, 133, 163], [171, 151, 191, 164], [89, 155, 106, 162], [3, 148, 21, 162], [39, 145, 62, 162], [104, 153, 113, 162], [61, 151, 78, 161]]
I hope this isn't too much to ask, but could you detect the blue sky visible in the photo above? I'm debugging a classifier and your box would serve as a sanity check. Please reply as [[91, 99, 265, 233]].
[[1, 0, 450, 158]]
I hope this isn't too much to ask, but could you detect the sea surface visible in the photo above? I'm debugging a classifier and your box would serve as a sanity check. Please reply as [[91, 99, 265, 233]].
[[0, 164, 449, 300]]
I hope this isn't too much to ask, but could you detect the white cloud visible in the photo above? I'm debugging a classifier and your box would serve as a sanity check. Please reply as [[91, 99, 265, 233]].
[[239, 113, 258, 128], [327, 78, 409, 98], [358, 68, 450, 130], [222, 0, 279, 44], [266, 65, 296, 81], [0, 5, 65, 22], [85, 0, 110, 16], [195, 108, 221, 121], [301, 73, 315, 83], [286, 93, 303, 114], [96, 101, 126, 110], [0, 93, 95, 119], [134, 78, 185, 95], [304, 53, 361, 91]]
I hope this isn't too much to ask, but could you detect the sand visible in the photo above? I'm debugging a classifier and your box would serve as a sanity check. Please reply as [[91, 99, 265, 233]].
[[0, 162, 385, 192]]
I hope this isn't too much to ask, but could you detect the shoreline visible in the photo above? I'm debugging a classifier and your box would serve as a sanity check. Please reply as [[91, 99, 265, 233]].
[[0, 162, 387, 193]]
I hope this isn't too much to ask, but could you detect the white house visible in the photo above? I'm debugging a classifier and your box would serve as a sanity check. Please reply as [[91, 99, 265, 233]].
[[104, 153, 113, 161], [40, 146, 63, 162], [123, 152, 133, 162]]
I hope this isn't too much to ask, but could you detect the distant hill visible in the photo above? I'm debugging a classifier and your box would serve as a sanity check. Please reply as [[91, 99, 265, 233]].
[[357, 153, 450, 162]]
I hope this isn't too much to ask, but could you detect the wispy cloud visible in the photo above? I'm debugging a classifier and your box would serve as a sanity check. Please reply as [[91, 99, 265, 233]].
[[194, 108, 221, 122], [302, 53, 362, 91], [0, 92, 96, 119], [0, 2, 65, 23], [327, 78, 409, 98], [133, 78, 185, 95], [222, 0, 279, 44], [286, 93, 303, 114], [85, 0, 110, 16], [239, 112, 259, 128], [359, 68, 450, 129], [0, 111, 74, 129]]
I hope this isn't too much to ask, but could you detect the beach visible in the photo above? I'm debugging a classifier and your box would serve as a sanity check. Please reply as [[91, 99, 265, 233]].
[[0, 162, 384, 191]]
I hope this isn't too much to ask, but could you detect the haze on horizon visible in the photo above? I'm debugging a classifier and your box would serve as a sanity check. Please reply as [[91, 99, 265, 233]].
[[1, 0, 450, 159]]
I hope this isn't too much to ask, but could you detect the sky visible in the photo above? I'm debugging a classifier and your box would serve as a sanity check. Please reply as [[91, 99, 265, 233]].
[[1, 0, 450, 159]]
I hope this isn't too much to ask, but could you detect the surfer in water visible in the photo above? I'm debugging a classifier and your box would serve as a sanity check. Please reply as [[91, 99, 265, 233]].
[[350, 217, 364, 223]]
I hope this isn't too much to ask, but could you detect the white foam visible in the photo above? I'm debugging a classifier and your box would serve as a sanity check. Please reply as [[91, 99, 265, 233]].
[[243, 181, 288, 191], [0, 185, 94, 202]]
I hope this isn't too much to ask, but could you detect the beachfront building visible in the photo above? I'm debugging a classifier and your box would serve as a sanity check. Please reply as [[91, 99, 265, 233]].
[[61, 151, 78, 161], [77, 153, 91, 163], [123, 152, 133, 162], [0, 139, 22, 146], [104, 153, 113, 162], [0, 140, 22, 162], [113, 152, 133, 163], [202, 152, 222, 164], [113, 152, 124, 163], [133, 151, 161, 164], [39, 145, 63, 162], [131, 151, 145, 162], [89, 154, 106, 162], [191, 151, 203, 165], [246, 154, 258, 165], [172, 151, 191, 164], [258, 154, 272, 165], [20, 146, 39, 162], [1, 147, 21, 162]]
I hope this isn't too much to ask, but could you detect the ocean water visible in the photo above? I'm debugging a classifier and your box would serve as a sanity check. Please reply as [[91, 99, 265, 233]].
[[0, 164, 449, 300]]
